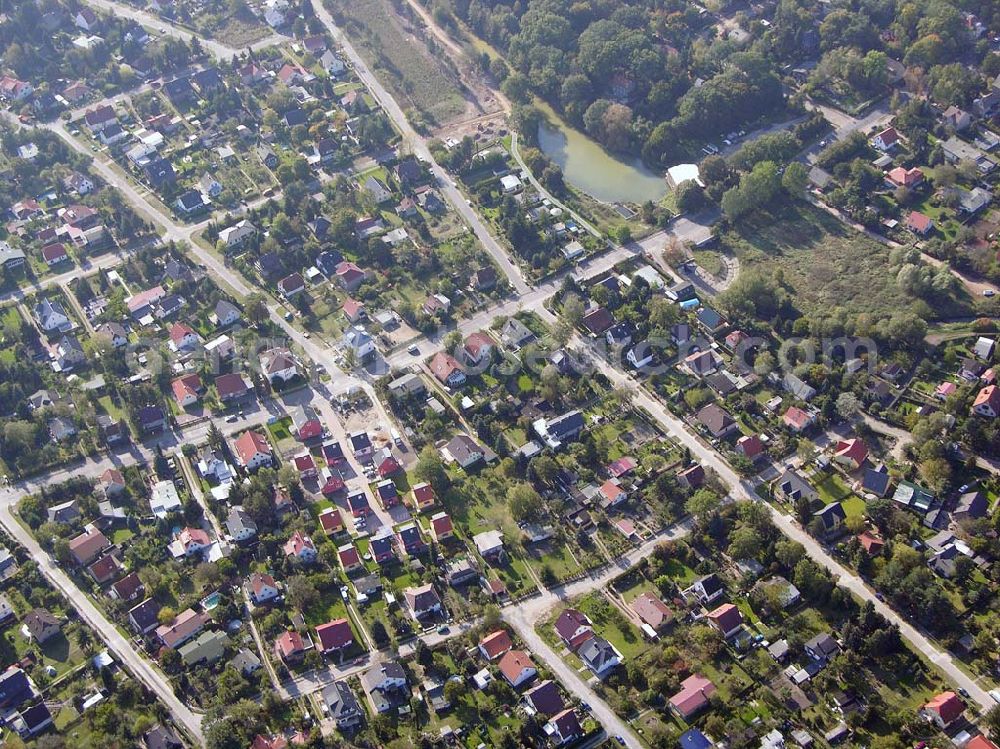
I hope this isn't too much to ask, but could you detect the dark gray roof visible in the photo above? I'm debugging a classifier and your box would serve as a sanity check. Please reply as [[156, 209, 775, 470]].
[[862, 466, 891, 496], [777, 469, 818, 503], [547, 410, 584, 441], [579, 636, 617, 670], [323, 680, 362, 721]]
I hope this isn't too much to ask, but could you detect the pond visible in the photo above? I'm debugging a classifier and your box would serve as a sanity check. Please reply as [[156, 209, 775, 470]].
[[535, 101, 667, 205]]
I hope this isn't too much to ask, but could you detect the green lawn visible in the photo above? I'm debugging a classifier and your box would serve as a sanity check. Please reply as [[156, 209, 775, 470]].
[[720, 203, 972, 320], [266, 416, 293, 443], [815, 472, 851, 504], [576, 592, 648, 660], [841, 494, 867, 519]]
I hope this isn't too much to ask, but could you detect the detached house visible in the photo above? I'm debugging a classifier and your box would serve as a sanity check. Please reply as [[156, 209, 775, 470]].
[[920, 691, 964, 730], [218, 220, 256, 250], [234, 430, 273, 471], [554, 608, 593, 650], [284, 531, 317, 564], [316, 618, 355, 654], [906, 210, 934, 235], [871, 127, 900, 151], [670, 674, 717, 720], [578, 636, 621, 677], [498, 650, 537, 688], [429, 352, 466, 387], [247, 573, 279, 605], [707, 602, 743, 638], [479, 630, 513, 661], [973, 385, 1000, 418], [404, 584, 442, 620], [69, 527, 110, 566]]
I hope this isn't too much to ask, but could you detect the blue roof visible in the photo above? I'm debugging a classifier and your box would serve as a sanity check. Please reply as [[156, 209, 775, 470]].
[[680, 728, 712, 749]]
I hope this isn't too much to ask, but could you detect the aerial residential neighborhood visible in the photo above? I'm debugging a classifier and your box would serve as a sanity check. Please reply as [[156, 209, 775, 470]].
[[1, 0, 1000, 747]]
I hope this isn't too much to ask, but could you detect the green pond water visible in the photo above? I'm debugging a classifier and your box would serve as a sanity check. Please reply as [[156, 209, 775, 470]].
[[535, 102, 668, 204]]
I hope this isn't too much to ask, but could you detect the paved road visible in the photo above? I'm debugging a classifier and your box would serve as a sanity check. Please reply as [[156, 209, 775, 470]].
[[0, 249, 132, 307], [804, 100, 893, 142], [559, 336, 997, 713], [307, 0, 530, 296], [505, 519, 695, 749], [84, 0, 286, 60], [0, 500, 205, 742]]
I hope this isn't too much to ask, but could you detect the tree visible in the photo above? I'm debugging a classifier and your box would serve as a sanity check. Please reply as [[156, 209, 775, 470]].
[[781, 162, 809, 198], [508, 483, 541, 521], [686, 489, 722, 528], [285, 575, 319, 612], [836, 392, 861, 419], [528, 455, 559, 486], [370, 619, 389, 646], [775, 539, 805, 569], [244, 293, 268, 327], [554, 293, 584, 346], [193, 562, 223, 591], [728, 526, 762, 561], [675, 181, 707, 213], [413, 445, 449, 494], [721, 161, 782, 220], [444, 679, 465, 706], [919, 456, 952, 493], [983, 704, 1000, 738]]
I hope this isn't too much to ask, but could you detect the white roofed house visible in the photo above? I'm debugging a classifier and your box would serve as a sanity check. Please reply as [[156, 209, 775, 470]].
[[34, 298, 72, 333], [218, 219, 256, 250]]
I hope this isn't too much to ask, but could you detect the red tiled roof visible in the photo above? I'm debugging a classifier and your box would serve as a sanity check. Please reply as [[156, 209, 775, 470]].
[[251, 573, 276, 597], [41, 242, 68, 262], [412, 482, 435, 507], [857, 531, 884, 555], [783, 406, 812, 430], [707, 603, 742, 633], [431, 512, 453, 536], [874, 126, 899, 146], [171, 373, 202, 404], [464, 331, 493, 358], [670, 673, 716, 718], [338, 544, 361, 568], [234, 430, 271, 465], [886, 166, 923, 186], [319, 507, 343, 533], [274, 630, 304, 658], [924, 691, 964, 724], [907, 210, 933, 233], [429, 351, 463, 383], [607, 456, 636, 478], [479, 629, 512, 660], [215, 373, 249, 398], [834, 437, 868, 465], [169, 322, 196, 345], [974, 384, 1000, 412], [632, 592, 673, 629], [498, 650, 535, 683], [737, 434, 763, 458], [316, 618, 354, 651]]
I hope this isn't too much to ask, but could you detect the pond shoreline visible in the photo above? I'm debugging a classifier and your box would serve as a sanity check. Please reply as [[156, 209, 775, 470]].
[[533, 100, 667, 205]]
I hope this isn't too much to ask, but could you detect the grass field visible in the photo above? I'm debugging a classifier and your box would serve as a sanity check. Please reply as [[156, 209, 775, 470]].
[[720, 204, 972, 320], [326, 0, 467, 126]]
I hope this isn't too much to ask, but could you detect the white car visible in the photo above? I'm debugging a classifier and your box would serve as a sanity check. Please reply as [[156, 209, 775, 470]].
[[983, 289, 996, 297]]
